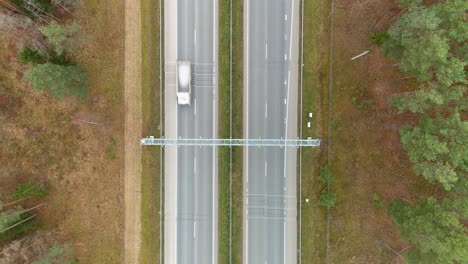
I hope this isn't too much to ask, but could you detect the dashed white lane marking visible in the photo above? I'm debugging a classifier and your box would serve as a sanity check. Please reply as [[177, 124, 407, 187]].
[[193, 221, 197, 238], [265, 103, 268, 118], [265, 43, 268, 59]]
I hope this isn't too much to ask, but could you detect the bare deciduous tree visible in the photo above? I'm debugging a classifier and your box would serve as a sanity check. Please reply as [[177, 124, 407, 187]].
[[0, 10, 48, 52], [51, 0, 78, 14]]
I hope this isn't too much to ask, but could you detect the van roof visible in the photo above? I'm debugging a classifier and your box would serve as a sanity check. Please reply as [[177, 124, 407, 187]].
[[178, 62, 190, 88]]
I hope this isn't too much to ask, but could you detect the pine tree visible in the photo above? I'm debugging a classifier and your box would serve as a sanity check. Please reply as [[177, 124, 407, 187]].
[[380, 0, 467, 113], [382, 0, 467, 81], [0, 205, 24, 231], [400, 112, 468, 190], [390, 82, 467, 113], [388, 197, 468, 264]]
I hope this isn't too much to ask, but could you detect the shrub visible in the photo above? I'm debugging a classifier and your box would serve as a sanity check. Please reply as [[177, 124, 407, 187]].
[[48, 50, 72, 65], [33, 242, 77, 264], [10, 183, 48, 199], [318, 164, 333, 184], [319, 189, 336, 209], [24, 63, 88, 100], [17, 47, 44, 65], [105, 136, 117, 160], [372, 193, 384, 208], [370, 32, 390, 46]]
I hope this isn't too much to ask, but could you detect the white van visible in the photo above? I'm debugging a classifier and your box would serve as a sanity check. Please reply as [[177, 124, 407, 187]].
[[177, 61, 191, 105]]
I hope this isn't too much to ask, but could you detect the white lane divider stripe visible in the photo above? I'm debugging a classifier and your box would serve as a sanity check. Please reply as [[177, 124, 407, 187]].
[[193, 221, 197, 238]]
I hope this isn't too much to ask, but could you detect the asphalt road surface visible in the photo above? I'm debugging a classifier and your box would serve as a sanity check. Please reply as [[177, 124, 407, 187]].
[[243, 0, 299, 263], [164, 0, 218, 263], [177, 0, 218, 262]]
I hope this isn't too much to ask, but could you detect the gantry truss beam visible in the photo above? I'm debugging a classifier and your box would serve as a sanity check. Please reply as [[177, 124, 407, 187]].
[[140, 137, 321, 147]]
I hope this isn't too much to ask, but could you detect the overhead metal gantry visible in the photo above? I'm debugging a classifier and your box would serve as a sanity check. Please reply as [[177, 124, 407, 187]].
[[140, 137, 321, 147]]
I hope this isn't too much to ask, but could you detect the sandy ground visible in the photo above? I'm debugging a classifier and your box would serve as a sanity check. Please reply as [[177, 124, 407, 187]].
[[124, 0, 142, 263]]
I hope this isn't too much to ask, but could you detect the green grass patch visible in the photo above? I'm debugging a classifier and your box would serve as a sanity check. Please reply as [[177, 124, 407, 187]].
[[299, 0, 330, 262], [10, 183, 48, 199], [140, 0, 161, 263], [372, 193, 384, 208], [218, 0, 243, 263], [105, 136, 117, 160]]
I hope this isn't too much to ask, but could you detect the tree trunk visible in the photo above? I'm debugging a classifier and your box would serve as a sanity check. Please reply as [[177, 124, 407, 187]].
[[0, 0, 23, 14], [0, 213, 37, 233], [1, 198, 27, 208]]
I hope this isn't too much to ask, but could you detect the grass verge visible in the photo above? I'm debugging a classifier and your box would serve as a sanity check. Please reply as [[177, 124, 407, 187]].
[[140, 0, 161, 262], [218, 0, 243, 263], [326, 1, 417, 262], [299, 0, 331, 262]]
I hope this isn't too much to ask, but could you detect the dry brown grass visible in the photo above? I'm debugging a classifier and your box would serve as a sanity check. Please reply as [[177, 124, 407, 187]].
[[0, 0, 124, 262], [324, 0, 430, 263]]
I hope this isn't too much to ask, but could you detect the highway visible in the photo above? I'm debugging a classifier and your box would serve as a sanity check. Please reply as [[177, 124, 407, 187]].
[[164, 0, 218, 263], [243, 0, 299, 263]]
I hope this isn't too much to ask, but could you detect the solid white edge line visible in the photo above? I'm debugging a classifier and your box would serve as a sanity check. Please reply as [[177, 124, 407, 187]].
[[212, 0, 218, 263], [173, 1, 179, 263], [193, 0, 199, 262], [244, 0, 249, 262], [284, 220, 286, 264]]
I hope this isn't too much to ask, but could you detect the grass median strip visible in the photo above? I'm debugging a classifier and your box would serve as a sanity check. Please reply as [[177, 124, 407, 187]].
[[218, 0, 243, 263], [140, 0, 161, 262]]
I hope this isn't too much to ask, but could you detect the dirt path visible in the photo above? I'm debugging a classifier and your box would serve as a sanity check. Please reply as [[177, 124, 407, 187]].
[[124, 0, 142, 263]]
